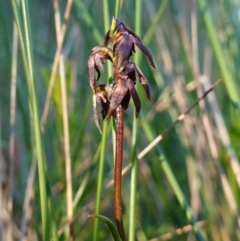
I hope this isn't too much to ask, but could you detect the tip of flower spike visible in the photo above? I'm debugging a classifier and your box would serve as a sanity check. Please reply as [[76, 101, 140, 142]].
[[109, 17, 117, 37]]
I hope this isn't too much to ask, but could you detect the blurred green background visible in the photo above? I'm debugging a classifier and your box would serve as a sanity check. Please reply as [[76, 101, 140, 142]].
[[0, 0, 240, 240]]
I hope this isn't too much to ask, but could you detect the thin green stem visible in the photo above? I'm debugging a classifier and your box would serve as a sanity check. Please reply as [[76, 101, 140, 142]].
[[114, 0, 121, 18], [21, 0, 34, 80], [134, 0, 142, 37], [93, 2, 111, 240], [128, 114, 138, 241], [93, 122, 109, 241], [20, 0, 50, 236], [90, 215, 122, 241], [10, 0, 30, 96], [103, 0, 110, 33], [128, 1, 142, 240], [103, 0, 112, 76]]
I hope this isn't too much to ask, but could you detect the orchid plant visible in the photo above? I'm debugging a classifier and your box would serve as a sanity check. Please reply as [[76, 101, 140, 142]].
[[88, 17, 155, 241]]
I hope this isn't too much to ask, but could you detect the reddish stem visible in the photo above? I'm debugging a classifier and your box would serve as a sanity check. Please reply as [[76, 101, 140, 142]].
[[114, 105, 127, 241]]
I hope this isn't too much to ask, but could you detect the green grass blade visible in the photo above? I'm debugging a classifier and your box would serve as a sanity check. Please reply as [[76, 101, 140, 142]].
[[90, 214, 122, 241], [128, 1, 142, 240], [10, 0, 30, 93], [103, 0, 110, 33], [47, 184, 59, 241], [93, 122, 109, 241], [140, 115, 206, 241], [143, 0, 170, 45], [73, 0, 102, 44], [93, 2, 111, 240], [103, 0, 112, 77], [20, 0, 50, 239], [128, 115, 138, 241], [197, 0, 240, 107], [114, 0, 121, 18]]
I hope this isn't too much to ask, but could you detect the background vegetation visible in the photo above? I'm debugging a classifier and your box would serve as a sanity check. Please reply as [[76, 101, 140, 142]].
[[0, 0, 240, 240]]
